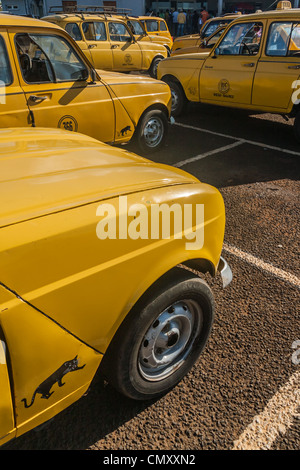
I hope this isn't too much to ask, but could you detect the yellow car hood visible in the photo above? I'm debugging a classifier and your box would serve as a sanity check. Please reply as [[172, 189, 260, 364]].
[[97, 69, 163, 85], [0, 128, 198, 228]]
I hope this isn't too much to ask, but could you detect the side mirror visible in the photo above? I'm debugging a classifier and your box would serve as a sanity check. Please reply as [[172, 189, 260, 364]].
[[90, 68, 97, 83], [203, 40, 207, 47]]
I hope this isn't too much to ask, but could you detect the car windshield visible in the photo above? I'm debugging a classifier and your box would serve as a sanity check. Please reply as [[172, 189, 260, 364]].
[[201, 20, 231, 38], [217, 22, 263, 55]]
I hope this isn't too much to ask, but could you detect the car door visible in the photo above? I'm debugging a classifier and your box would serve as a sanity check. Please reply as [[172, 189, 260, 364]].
[[0, 29, 29, 128], [200, 21, 264, 105], [80, 20, 114, 70], [108, 21, 142, 71], [10, 29, 115, 143], [252, 20, 300, 110]]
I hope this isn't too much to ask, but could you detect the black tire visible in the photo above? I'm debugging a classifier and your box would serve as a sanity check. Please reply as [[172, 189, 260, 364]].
[[293, 112, 300, 142], [100, 268, 215, 400], [133, 109, 168, 154], [168, 80, 188, 117], [148, 56, 164, 78]]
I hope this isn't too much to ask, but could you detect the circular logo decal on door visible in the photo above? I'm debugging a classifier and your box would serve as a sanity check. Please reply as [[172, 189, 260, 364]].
[[58, 115, 78, 132], [124, 54, 133, 64], [218, 79, 230, 95]]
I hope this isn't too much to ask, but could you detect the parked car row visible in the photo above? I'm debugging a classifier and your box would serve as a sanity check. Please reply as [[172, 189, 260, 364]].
[[0, 8, 231, 446], [158, 1, 300, 142], [1, 0, 299, 447], [42, 7, 172, 77]]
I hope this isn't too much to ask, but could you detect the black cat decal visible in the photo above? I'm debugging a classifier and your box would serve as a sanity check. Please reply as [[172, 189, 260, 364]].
[[120, 125, 131, 136], [21, 356, 86, 408]]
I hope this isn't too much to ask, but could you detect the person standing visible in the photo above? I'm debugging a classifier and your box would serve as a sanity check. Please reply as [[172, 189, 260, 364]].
[[192, 10, 199, 33], [172, 8, 179, 36], [177, 9, 186, 36], [200, 8, 209, 24]]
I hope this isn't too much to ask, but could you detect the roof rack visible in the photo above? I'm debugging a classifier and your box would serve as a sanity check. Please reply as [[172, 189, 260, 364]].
[[48, 5, 132, 17]]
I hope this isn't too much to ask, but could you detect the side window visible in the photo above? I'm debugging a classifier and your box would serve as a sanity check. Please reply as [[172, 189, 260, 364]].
[[218, 22, 263, 55], [266, 22, 300, 57], [108, 22, 131, 42], [15, 34, 88, 83], [0, 36, 12, 85], [146, 20, 159, 32], [82, 22, 107, 41], [65, 23, 82, 41]]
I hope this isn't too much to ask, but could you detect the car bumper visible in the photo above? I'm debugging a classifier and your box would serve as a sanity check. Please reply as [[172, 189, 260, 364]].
[[218, 257, 232, 288]]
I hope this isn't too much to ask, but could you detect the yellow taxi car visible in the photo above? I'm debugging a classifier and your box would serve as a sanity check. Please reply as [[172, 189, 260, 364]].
[[158, 1, 300, 141], [42, 8, 168, 77], [122, 15, 173, 55], [139, 16, 173, 45], [171, 25, 226, 56], [0, 127, 231, 445], [0, 13, 171, 153], [171, 13, 241, 53]]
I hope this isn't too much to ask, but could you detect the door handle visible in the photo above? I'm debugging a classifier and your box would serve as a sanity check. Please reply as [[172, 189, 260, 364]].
[[111, 44, 119, 49], [88, 44, 97, 48], [29, 95, 48, 103], [288, 64, 300, 69], [243, 63, 255, 67]]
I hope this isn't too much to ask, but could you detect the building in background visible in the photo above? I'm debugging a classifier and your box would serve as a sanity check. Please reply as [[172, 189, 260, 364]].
[[1, 0, 146, 17], [1, 0, 299, 19], [147, 0, 299, 15]]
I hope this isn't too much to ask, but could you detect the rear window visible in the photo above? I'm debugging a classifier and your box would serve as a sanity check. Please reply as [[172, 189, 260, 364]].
[[160, 21, 167, 31]]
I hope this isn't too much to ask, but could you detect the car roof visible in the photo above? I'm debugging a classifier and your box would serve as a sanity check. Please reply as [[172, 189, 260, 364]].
[[229, 8, 300, 21], [0, 12, 62, 29], [207, 14, 241, 20], [42, 13, 126, 23], [139, 16, 166, 21]]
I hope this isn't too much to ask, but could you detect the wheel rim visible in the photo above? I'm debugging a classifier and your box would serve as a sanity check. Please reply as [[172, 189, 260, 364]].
[[171, 87, 179, 113], [143, 116, 164, 148], [138, 300, 203, 381]]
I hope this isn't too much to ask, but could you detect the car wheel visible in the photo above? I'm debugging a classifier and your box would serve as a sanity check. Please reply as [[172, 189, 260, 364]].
[[168, 80, 188, 117], [134, 109, 168, 153], [148, 56, 163, 78], [100, 269, 215, 400]]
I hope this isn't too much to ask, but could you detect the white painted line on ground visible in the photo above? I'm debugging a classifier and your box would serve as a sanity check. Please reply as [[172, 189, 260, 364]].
[[223, 243, 300, 289], [232, 370, 300, 450], [174, 141, 244, 167], [175, 122, 300, 157]]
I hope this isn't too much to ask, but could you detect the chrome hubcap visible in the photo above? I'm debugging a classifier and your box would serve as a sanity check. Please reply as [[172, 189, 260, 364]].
[[138, 300, 203, 381], [143, 117, 164, 148]]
